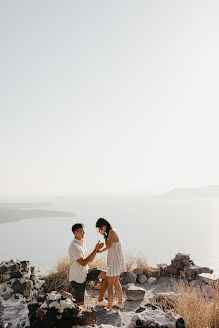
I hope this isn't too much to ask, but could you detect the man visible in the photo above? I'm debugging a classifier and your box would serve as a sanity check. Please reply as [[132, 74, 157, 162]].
[[69, 223, 108, 306]]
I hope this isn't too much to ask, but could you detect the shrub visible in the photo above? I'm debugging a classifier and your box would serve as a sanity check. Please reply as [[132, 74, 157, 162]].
[[172, 280, 219, 328]]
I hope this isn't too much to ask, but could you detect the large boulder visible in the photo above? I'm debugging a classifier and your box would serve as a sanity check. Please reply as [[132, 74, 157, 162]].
[[165, 253, 213, 279], [126, 286, 145, 301], [122, 272, 137, 284], [0, 259, 46, 328], [137, 274, 147, 284], [78, 306, 97, 325], [28, 291, 96, 327]]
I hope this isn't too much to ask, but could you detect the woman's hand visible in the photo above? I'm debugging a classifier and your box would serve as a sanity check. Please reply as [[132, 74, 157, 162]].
[[98, 247, 107, 253]]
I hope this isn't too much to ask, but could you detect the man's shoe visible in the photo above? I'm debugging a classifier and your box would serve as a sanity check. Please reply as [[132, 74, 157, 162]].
[[96, 299, 108, 307]]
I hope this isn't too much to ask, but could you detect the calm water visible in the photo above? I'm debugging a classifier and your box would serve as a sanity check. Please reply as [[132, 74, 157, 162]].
[[0, 193, 218, 275]]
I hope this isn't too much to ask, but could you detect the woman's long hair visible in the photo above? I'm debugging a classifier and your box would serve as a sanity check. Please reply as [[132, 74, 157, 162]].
[[96, 218, 112, 240]]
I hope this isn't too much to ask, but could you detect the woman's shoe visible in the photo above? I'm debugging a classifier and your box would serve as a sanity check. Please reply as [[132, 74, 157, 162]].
[[96, 299, 108, 307], [104, 307, 114, 312], [114, 302, 124, 309]]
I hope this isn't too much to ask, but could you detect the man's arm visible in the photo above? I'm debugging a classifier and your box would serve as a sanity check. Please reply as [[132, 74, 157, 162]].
[[77, 242, 103, 266]]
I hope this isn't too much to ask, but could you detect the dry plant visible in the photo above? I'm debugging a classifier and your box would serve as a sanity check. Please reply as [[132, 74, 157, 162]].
[[44, 256, 106, 293], [88, 257, 107, 270], [171, 279, 219, 328], [44, 256, 71, 293], [44, 252, 157, 293], [124, 253, 136, 272], [135, 256, 156, 277]]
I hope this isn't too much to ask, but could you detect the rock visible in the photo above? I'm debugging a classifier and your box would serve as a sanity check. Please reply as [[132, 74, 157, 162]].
[[122, 272, 137, 284], [10, 270, 23, 279], [122, 283, 135, 290], [165, 253, 213, 280], [175, 253, 190, 260], [135, 306, 147, 313], [21, 261, 30, 272], [145, 303, 158, 310], [30, 266, 39, 275], [198, 272, 219, 284], [28, 302, 41, 324], [128, 307, 176, 328], [94, 280, 101, 290], [36, 294, 47, 302], [60, 290, 75, 302], [0, 264, 7, 274], [28, 291, 84, 327], [137, 274, 147, 284], [0, 304, 29, 328], [78, 306, 97, 325], [133, 267, 144, 275], [176, 317, 186, 328], [36, 307, 44, 318], [184, 265, 212, 279], [136, 304, 158, 313], [40, 307, 58, 328], [97, 308, 122, 326], [126, 286, 145, 301], [61, 308, 79, 326], [11, 279, 33, 297], [147, 277, 157, 284], [166, 266, 179, 276]]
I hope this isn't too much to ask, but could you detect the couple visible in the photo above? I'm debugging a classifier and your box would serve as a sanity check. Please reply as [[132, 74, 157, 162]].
[[68, 218, 126, 310]]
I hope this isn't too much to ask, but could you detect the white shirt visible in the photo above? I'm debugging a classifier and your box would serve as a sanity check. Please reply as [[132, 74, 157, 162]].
[[68, 238, 89, 283]]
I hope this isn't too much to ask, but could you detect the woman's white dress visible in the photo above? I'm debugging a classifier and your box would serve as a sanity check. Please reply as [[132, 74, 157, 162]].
[[106, 229, 126, 277]]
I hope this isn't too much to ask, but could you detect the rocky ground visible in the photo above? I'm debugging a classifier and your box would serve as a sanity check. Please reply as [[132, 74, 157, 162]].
[[86, 275, 177, 326], [0, 254, 218, 328]]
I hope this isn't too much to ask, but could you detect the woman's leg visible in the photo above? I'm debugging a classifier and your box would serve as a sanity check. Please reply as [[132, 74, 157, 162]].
[[114, 276, 123, 304], [97, 271, 108, 302], [107, 276, 116, 309]]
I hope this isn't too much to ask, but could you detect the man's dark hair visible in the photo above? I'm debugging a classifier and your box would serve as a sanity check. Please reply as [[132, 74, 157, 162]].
[[72, 223, 84, 234]]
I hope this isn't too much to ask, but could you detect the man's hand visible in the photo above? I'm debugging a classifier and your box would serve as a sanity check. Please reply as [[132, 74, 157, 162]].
[[77, 242, 104, 266], [95, 242, 104, 251]]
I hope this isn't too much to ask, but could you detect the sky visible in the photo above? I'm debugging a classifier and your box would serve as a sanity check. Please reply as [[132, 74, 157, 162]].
[[0, 0, 219, 196]]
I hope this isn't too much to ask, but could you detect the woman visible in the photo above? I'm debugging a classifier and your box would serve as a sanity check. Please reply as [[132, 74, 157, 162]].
[[96, 218, 126, 310]]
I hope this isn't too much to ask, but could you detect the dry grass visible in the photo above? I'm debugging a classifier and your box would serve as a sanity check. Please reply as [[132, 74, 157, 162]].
[[44, 256, 71, 293], [44, 253, 156, 293], [88, 257, 107, 270], [171, 280, 219, 328], [44, 256, 106, 293], [124, 253, 136, 272], [124, 252, 156, 276], [135, 256, 156, 277]]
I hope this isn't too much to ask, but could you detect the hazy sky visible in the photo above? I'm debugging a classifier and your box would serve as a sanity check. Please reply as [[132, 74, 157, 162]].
[[1, 0, 219, 196]]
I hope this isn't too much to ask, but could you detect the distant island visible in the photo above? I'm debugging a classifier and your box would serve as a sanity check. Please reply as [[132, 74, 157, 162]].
[[156, 185, 219, 199], [0, 202, 74, 223], [0, 202, 51, 209]]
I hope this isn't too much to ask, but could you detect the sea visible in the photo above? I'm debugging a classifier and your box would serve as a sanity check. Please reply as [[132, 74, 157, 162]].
[[0, 193, 218, 275]]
